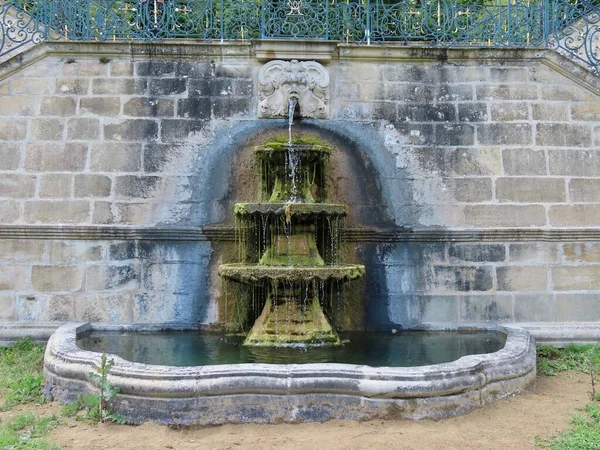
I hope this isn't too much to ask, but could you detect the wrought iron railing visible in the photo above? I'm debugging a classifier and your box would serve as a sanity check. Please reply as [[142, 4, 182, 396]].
[[1, 0, 599, 72]]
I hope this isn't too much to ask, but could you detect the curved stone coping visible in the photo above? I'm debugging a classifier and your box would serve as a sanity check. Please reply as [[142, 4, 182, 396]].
[[234, 203, 348, 217], [44, 323, 536, 423], [218, 263, 365, 282]]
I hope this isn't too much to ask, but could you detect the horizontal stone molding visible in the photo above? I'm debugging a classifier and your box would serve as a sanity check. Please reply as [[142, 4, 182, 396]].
[[2, 225, 600, 243]]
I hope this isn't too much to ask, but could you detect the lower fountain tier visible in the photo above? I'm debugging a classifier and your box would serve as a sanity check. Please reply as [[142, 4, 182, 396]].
[[234, 203, 347, 218], [218, 263, 365, 283]]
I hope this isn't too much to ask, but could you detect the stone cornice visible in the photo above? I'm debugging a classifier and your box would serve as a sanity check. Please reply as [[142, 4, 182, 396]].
[[2, 225, 600, 243]]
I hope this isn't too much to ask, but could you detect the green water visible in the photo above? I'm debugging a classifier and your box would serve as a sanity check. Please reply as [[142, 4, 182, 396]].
[[77, 330, 506, 367]]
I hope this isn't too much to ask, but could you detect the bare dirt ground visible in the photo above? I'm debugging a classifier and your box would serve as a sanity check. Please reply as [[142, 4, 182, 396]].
[[36, 372, 590, 450]]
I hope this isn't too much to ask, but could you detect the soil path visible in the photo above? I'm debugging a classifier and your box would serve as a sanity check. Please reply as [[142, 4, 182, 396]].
[[49, 373, 590, 450]]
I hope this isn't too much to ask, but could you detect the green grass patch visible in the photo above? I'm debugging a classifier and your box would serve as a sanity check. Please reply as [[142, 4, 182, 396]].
[[0, 338, 46, 410], [538, 403, 600, 450], [0, 412, 61, 450], [537, 344, 600, 376]]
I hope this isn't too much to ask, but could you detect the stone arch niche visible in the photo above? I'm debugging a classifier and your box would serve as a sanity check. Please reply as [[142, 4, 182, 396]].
[[204, 122, 396, 332]]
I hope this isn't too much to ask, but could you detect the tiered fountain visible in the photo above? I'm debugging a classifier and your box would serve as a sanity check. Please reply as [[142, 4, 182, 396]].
[[218, 110, 364, 346]]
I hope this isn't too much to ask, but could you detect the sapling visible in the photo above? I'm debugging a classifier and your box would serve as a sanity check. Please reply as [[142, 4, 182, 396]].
[[88, 353, 125, 424]]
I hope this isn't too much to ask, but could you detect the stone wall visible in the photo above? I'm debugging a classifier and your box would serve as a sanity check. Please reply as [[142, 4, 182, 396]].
[[1, 42, 600, 340]]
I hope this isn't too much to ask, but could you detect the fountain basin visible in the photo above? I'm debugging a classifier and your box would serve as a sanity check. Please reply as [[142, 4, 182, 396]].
[[43, 323, 536, 424]]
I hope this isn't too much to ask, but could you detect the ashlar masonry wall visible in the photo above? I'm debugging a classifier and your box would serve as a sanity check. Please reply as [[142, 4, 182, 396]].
[[0, 42, 599, 341]]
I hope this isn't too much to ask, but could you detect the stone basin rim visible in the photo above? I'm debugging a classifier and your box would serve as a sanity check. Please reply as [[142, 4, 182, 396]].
[[45, 323, 534, 382], [43, 323, 536, 423]]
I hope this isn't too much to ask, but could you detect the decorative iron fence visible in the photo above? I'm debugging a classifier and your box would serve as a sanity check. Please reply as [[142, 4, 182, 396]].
[[1, 0, 599, 72]]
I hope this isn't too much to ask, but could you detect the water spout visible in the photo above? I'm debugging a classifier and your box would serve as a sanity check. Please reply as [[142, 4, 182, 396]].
[[288, 97, 297, 145]]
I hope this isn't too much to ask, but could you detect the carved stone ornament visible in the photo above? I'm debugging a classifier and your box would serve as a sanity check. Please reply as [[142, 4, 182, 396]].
[[257, 59, 330, 119]]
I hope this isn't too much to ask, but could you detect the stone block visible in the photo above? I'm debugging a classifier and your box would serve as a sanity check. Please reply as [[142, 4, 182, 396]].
[[39, 97, 76, 116], [25, 143, 87, 171], [148, 78, 187, 96], [112, 202, 153, 224], [496, 178, 565, 202], [433, 84, 474, 102], [0, 265, 28, 290], [24, 201, 90, 224], [477, 85, 538, 101], [391, 123, 434, 145], [177, 98, 211, 120], [43, 294, 75, 321], [74, 175, 112, 198], [556, 294, 600, 321], [161, 120, 207, 142], [0, 96, 37, 115], [31, 265, 82, 291], [446, 178, 492, 202], [110, 61, 134, 76], [189, 78, 253, 97], [509, 243, 559, 264], [465, 205, 546, 227], [420, 296, 459, 323], [10, 78, 52, 95], [497, 266, 548, 291], [55, 78, 90, 95], [0, 240, 45, 262], [569, 179, 600, 202], [478, 123, 532, 145], [143, 143, 188, 173], [91, 202, 114, 224], [79, 97, 121, 116], [570, 104, 600, 121], [90, 142, 141, 172], [502, 148, 546, 176], [387, 294, 422, 326], [490, 103, 529, 121], [214, 97, 251, 118], [0, 144, 21, 170], [531, 103, 568, 121], [445, 148, 502, 176], [0, 174, 36, 198], [449, 244, 506, 263], [431, 266, 494, 292], [109, 242, 138, 260], [62, 60, 107, 77], [541, 85, 596, 101], [537, 124, 592, 147], [0, 294, 15, 320], [47, 241, 104, 264], [459, 294, 513, 322], [74, 292, 133, 322], [39, 174, 72, 198], [0, 119, 27, 140], [552, 266, 600, 290], [135, 61, 175, 77], [385, 84, 436, 102], [115, 176, 162, 199], [104, 119, 158, 142], [549, 205, 600, 227], [433, 124, 475, 146], [563, 243, 600, 263], [396, 104, 456, 123], [549, 150, 600, 176], [30, 118, 64, 140], [92, 78, 147, 95], [514, 294, 555, 322], [84, 264, 140, 290], [123, 97, 174, 117], [67, 118, 100, 140], [0, 201, 20, 223], [489, 68, 529, 82], [457, 103, 488, 122]]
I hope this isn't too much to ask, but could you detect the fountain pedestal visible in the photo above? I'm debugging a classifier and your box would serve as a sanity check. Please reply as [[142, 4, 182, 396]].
[[219, 142, 365, 347]]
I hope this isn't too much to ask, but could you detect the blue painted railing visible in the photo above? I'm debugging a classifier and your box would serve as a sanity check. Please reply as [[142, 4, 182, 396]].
[[1, 0, 599, 72]]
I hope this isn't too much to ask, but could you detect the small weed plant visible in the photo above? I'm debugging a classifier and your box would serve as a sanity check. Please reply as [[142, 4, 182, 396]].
[[62, 353, 125, 424]]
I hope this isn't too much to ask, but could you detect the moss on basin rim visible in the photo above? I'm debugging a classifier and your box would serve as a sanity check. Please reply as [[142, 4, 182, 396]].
[[234, 202, 347, 217], [218, 263, 365, 283]]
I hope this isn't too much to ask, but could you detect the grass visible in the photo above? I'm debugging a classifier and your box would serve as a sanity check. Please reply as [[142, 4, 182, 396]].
[[537, 345, 600, 449], [0, 339, 61, 449]]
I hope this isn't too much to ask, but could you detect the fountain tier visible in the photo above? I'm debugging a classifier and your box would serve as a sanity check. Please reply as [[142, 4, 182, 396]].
[[218, 142, 365, 347]]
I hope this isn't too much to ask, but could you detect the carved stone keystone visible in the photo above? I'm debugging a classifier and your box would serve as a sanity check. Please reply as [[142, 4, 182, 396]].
[[257, 59, 329, 119]]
